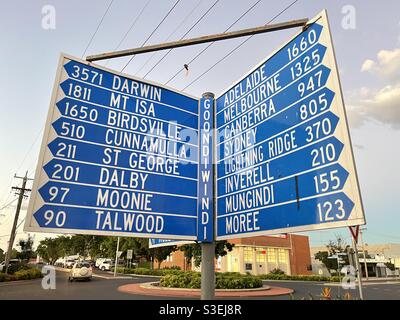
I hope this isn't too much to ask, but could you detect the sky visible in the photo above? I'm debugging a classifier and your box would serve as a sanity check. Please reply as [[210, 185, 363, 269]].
[[0, 0, 399, 251]]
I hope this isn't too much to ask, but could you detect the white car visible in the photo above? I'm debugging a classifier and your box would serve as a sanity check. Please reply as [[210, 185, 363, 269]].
[[98, 260, 114, 271], [68, 262, 92, 281], [0, 259, 19, 272], [64, 259, 77, 269], [95, 258, 108, 268]]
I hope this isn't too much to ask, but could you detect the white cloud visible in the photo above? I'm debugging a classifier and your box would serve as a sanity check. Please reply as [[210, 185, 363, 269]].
[[349, 48, 400, 129], [361, 59, 376, 72], [347, 84, 400, 129], [361, 48, 400, 81]]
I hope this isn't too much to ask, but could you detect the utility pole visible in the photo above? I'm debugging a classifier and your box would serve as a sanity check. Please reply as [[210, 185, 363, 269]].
[[359, 228, 369, 280], [5, 172, 32, 274]]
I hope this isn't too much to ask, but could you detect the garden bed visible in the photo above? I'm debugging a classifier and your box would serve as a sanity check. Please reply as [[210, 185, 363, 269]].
[[160, 271, 263, 289], [0, 268, 42, 282]]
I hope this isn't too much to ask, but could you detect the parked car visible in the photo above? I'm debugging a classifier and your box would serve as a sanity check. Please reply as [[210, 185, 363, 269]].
[[68, 262, 92, 282], [0, 259, 19, 272], [95, 258, 108, 268], [64, 259, 77, 269], [84, 260, 96, 268], [98, 259, 114, 271]]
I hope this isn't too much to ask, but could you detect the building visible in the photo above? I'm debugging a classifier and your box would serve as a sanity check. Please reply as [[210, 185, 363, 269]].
[[310, 243, 400, 278], [158, 234, 312, 276]]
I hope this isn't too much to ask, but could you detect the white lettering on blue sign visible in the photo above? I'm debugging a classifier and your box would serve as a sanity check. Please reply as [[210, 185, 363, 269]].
[[197, 98, 214, 242], [25, 54, 199, 240], [215, 10, 365, 240]]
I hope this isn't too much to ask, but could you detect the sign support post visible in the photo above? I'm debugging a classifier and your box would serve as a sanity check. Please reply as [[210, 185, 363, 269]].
[[114, 236, 120, 277], [201, 242, 215, 300], [199, 92, 216, 300], [351, 235, 364, 300]]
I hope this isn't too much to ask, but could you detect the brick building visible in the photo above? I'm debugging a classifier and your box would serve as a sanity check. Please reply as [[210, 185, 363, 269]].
[[159, 234, 312, 275]]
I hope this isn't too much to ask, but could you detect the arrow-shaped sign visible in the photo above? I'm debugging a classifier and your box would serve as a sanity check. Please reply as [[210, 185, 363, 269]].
[[217, 192, 355, 238], [47, 137, 198, 179], [218, 163, 350, 213], [38, 180, 197, 216], [43, 158, 197, 197], [33, 204, 196, 238]]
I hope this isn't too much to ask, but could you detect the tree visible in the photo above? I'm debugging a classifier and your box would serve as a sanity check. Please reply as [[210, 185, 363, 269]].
[[17, 235, 35, 261], [150, 246, 177, 269], [0, 248, 4, 261], [37, 237, 63, 264], [10, 248, 19, 259], [180, 241, 234, 268], [314, 235, 350, 270]]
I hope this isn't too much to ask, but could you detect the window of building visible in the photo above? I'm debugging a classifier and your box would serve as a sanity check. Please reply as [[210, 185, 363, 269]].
[[278, 249, 287, 263], [267, 248, 276, 263], [256, 247, 266, 263], [244, 247, 253, 263]]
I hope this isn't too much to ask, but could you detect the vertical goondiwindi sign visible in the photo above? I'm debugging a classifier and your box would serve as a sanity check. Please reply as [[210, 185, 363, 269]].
[[197, 96, 215, 242], [24, 54, 199, 240], [215, 10, 365, 240]]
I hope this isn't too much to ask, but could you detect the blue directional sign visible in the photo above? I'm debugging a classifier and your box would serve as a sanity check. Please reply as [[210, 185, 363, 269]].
[[24, 54, 199, 240], [25, 10, 365, 243], [215, 10, 365, 240], [149, 238, 194, 248]]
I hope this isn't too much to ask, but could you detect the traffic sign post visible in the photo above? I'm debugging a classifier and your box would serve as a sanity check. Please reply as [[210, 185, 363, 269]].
[[215, 10, 365, 240], [24, 54, 200, 240], [25, 10, 367, 300]]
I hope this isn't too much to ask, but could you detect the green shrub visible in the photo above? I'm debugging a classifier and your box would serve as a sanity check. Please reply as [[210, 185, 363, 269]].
[[160, 272, 201, 289], [6, 263, 31, 275], [160, 272, 263, 289], [162, 266, 181, 270], [0, 273, 17, 282], [125, 267, 184, 276], [137, 261, 151, 269], [0, 269, 42, 282], [14, 269, 42, 280], [269, 268, 285, 275], [257, 273, 340, 282]]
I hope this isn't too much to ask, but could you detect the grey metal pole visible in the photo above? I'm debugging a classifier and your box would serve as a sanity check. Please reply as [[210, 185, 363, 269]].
[[200, 92, 216, 300], [86, 19, 308, 62], [352, 237, 364, 300], [114, 236, 120, 277], [360, 228, 369, 280], [337, 256, 341, 298], [201, 242, 216, 300]]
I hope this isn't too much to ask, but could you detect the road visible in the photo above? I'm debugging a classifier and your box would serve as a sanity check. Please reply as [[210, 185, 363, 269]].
[[0, 269, 399, 300], [260, 280, 400, 300]]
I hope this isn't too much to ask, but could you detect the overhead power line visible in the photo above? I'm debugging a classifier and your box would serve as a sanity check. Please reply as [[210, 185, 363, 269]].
[[0, 198, 18, 212], [181, 0, 301, 90], [0, 218, 25, 238], [104, 0, 152, 66], [15, 126, 44, 175], [142, 0, 220, 79], [121, 0, 182, 72], [82, 0, 115, 58], [134, 0, 204, 76], [165, 0, 263, 85]]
